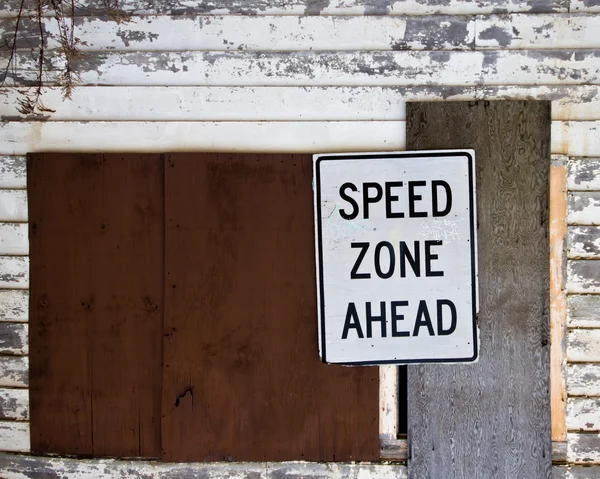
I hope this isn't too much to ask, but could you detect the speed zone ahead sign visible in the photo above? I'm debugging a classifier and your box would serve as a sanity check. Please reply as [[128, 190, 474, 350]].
[[314, 151, 479, 365]]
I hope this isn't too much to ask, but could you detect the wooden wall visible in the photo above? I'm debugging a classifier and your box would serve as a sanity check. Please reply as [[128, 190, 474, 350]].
[[0, 0, 599, 476]]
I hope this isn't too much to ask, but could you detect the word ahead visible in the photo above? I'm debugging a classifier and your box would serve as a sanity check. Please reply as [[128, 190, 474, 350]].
[[314, 151, 479, 365]]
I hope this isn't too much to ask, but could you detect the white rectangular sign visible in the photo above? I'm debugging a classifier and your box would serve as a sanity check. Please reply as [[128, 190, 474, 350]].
[[314, 150, 478, 365]]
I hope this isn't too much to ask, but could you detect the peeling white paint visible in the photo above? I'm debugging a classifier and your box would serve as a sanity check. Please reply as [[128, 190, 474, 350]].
[[568, 193, 600, 225], [568, 363, 600, 396], [0, 421, 29, 453], [0, 223, 28, 256], [0, 257, 29, 289], [0, 157, 26, 189], [567, 329, 600, 362], [568, 432, 600, 464], [568, 158, 600, 191], [0, 388, 28, 421], [0, 356, 28, 388], [0, 291, 28, 323], [567, 398, 600, 432], [0, 191, 27, 223]]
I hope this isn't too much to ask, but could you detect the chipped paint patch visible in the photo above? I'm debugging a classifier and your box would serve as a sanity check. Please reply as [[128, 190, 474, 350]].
[[568, 432, 600, 464], [568, 193, 600, 225], [568, 329, 600, 361], [0, 323, 27, 355], [0, 290, 28, 323], [0, 356, 28, 387], [0, 157, 26, 189], [0, 223, 28, 255], [568, 158, 600, 190], [0, 388, 28, 420], [568, 294, 600, 327], [567, 398, 600, 432]]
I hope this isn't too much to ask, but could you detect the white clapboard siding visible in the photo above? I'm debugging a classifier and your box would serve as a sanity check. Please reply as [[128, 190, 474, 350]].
[[0, 223, 28, 256], [568, 433, 600, 464], [568, 329, 600, 362], [0, 323, 27, 355], [0, 257, 29, 289], [0, 290, 28, 323], [0, 157, 26, 189], [553, 467, 600, 479], [568, 295, 600, 328], [0, 120, 599, 156], [0, 421, 29, 453], [568, 193, 600, 225], [568, 227, 600, 259], [0, 357, 28, 387], [3, 14, 599, 52], [569, 363, 600, 396], [0, 388, 28, 421], [567, 261, 600, 294], [3, 86, 600, 122], [567, 398, 600, 432], [5, 50, 600, 87], [568, 158, 600, 190], [0, 191, 27, 223]]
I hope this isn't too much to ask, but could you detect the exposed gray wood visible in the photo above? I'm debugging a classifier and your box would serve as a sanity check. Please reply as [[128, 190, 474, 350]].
[[568, 193, 600, 226], [568, 295, 600, 328], [0, 191, 27, 222], [568, 433, 600, 464], [3, 50, 600, 87], [406, 101, 551, 478], [0, 157, 25, 189], [567, 398, 600, 432], [0, 421, 29, 452], [553, 441, 568, 464], [568, 329, 600, 362], [568, 158, 600, 191], [567, 261, 600, 293], [0, 388, 28, 420], [0, 356, 27, 387], [0, 453, 409, 478], [0, 323, 27, 355], [0, 223, 28, 256], [568, 227, 600, 259], [568, 364, 600, 397], [553, 466, 600, 478]]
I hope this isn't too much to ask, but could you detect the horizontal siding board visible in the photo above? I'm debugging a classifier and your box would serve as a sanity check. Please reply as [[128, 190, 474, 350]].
[[0, 356, 28, 387], [0, 323, 27, 355], [2, 85, 600, 122], [0, 120, 599, 156], [568, 193, 600, 225], [0, 290, 28, 322], [552, 466, 600, 479], [5, 50, 600, 87], [568, 295, 600, 328], [0, 257, 28, 289], [0, 157, 25, 189], [0, 420, 29, 452], [569, 158, 600, 191], [0, 388, 28, 420], [552, 122, 600, 157], [567, 398, 600, 432], [0, 191, 27, 222], [568, 433, 600, 464], [568, 227, 600, 259], [568, 364, 600, 396], [0, 223, 28, 255], [568, 329, 600, 362], [567, 261, 600, 294]]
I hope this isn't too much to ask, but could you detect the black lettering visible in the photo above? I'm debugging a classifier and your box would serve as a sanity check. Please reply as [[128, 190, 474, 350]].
[[366, 301, 387, 338], [385, 181, 404, 219], [339, 182, 359, 220], [350, 242, 371, 279], [363, 182, 383, 219], [413, 300, 435, 336], [399, 241, 420, 277], [391, 301, 410, 337], [432, 180, 453, 217], [408, 181, 427, 218], [437, 299, 457, 336], [374, 241, 395, 279], [425, 240, 443, 277], [342, 302, 364, 339]]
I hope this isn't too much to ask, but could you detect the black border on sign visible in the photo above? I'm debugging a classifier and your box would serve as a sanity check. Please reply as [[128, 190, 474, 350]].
[[314, 151, 478, 365]]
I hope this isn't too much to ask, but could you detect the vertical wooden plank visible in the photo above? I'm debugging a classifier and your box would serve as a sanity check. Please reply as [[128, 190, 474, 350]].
[[28, 153, 163, 458], [161, 153, 378, 462], [550, 158, 568, 444], [406, 101, 552, 478]]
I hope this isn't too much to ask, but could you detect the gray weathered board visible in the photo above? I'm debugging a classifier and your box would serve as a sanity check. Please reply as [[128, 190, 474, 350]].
[[406, 101, 551, 478]]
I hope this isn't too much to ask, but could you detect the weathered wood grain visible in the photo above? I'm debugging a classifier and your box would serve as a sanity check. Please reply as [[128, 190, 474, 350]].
[[568, 295, 600, 328], [0, 223, 28, 256], [553, 466, 600, 478], [0, 157, 25, 189], [567, 398, 600, 432], [4, 50, 600, 87], [2, 86, 600, 122], [0, 453, 408, 479], [0, 191, 27, 222], [568, 227, 600, 259], [568, 193, 600, 225], [567, 260, 600, 293], [0, 356, 28, 387], [0, 121, 598, 156], [0, 257, 28, 289], [0, 421, 29, 452], [568, 329, 600, 362], [568, 363, 600, 397], [568, 158, 600, 191], [0, 323, 27, 355], [551, 159, 567, 443], [568, 433, 600, 464], [0, 388, 28, 420], [407, 102, 551, 477]]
